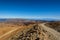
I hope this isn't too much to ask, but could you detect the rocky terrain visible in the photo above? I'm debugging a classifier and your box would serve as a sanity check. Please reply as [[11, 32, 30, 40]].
[[0, 19, 60, 40]]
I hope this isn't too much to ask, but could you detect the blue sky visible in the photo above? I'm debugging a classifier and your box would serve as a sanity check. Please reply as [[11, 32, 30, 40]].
[[0, 0, 60, 19]]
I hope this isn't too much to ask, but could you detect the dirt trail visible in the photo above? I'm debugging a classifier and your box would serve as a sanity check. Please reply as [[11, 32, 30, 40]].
[[39, 23, 60, 40], [0, 23, 60, 40], [0, 27, 22, 40], [0, 25, 35, 40]]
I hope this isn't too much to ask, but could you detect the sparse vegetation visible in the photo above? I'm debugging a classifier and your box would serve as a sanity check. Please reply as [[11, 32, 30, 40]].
[[45, 21, 60, 32], [0, 19, 60, 40]]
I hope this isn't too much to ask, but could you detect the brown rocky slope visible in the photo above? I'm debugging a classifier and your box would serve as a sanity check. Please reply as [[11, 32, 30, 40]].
[[1, 23, 59, 40], [0, 20, 60, 40]]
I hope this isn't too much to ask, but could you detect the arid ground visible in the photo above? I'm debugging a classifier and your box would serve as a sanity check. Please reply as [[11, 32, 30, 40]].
[[0, 19, 60, 40]]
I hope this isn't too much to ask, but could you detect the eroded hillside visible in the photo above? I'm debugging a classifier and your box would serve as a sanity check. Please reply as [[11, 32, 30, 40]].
[[0, 19, 60, 40]]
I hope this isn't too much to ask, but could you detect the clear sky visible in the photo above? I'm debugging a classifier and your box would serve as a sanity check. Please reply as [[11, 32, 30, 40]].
[[0, 0, 60, 19]]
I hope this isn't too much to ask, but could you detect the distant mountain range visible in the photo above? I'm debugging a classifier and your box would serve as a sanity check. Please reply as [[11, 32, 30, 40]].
[[26, 18, 60, 21], [39, 18, 60, 21], [0, 18, 60, 22], [0, 19, 7, 22]]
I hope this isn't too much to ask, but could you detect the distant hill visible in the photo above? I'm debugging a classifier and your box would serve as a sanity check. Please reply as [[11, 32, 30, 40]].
[[0, 18, 60, 22], [39, 18, 60, 21], [0, 19, 7, 22]]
